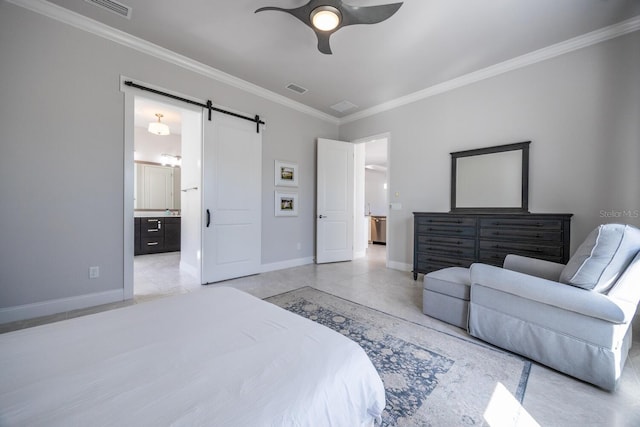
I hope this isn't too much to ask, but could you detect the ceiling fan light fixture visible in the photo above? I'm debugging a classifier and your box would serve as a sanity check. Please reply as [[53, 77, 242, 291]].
[[310, 6, 341, 31], [148, 113, 170, 136]]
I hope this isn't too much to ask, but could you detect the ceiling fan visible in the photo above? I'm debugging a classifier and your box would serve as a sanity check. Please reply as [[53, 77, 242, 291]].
[[255, 0, 403, 54]]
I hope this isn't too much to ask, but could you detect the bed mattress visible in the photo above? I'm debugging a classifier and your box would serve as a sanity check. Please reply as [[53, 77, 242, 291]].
[[0, 287, 385, 426]]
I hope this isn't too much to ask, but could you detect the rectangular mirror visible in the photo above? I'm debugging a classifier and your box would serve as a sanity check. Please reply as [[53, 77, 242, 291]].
[[451, 141, 530, 212], [134, 161, 181, 210]]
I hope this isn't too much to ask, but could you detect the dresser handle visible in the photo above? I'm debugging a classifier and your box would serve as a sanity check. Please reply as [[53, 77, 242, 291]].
[[427, 257, 463, 266], [147, 229, 159, 232], [427, 247, 463, 254], [428, 219, 463, 224], [428, 239, 464, 245], [494, 244, 543, 253], [428, 227, 463, 233], [491, 221, 544, 227], [146, 242, 159, 246]]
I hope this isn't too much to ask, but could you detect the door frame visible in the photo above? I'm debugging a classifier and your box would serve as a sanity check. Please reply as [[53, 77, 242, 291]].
[[351, 132, 391, 268], [121, 77, 204, 299]]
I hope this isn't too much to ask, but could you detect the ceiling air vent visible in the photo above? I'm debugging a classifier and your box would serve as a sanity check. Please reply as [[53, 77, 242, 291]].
[[330, 100, 358, 113], [85, 0, 132, 19], [286, 83, 308, 95]]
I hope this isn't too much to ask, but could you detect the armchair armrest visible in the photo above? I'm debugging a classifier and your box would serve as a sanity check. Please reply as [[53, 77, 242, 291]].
[[503, 254, 565, 281], [470, 263, 628, 323]]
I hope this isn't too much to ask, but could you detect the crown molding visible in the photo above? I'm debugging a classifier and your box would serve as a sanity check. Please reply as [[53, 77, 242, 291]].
[[8, 1, 639, 127], [7, 0, 340, 125], [339, 15, 640, 125]]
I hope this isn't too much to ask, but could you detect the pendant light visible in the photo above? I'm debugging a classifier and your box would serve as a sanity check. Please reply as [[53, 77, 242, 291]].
[[148, 113, 170, 136]]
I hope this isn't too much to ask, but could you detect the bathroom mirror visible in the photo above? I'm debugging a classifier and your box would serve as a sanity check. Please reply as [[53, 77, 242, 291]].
[[134, 161, 181, 210], [450, 141, 530, 213]]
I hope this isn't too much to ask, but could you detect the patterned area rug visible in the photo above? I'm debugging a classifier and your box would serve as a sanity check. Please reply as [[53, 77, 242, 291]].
[[266, 287, 531, 426]]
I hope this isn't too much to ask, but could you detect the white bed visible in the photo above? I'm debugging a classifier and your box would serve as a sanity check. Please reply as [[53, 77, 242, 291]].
[[0, 287, 385, 426]]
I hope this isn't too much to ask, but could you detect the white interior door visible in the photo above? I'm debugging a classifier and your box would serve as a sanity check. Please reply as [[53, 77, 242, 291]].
[[316, 138, 354, 264], [202, 111, 262, 283]]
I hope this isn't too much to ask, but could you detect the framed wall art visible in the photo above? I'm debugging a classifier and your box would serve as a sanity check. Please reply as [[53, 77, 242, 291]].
[[275, 160, 298, 187], [275, 191, 298, 217]]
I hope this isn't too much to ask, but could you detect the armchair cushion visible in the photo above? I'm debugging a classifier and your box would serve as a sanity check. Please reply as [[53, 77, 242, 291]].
[[503, 254, 565, 281], [470, 263, 628, 323], [559, 224, 640, 293]]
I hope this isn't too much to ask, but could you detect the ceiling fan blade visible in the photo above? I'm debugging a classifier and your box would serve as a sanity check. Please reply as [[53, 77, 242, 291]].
[[316, 33, 333, 55], [341, 2, 403, 26], [255, 5, 314, 27]]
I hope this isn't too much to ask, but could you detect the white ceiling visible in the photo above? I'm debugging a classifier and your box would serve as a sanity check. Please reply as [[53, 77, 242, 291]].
[[45, 0, 640, 119], [135, 98, 182, 135]]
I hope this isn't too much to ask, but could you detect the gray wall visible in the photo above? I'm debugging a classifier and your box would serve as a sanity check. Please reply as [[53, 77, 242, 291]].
[[340, 30, 640, 269], [0, 3, 337, 313]]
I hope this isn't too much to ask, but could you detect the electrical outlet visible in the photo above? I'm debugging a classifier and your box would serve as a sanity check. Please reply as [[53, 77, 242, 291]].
[[89, 266, 100, 279]]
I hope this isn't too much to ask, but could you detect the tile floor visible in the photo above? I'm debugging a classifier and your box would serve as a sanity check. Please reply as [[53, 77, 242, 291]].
[[2, 245, 639, 426]]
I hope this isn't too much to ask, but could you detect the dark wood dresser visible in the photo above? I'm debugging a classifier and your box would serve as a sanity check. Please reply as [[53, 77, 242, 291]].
[[412, 212, 572, 279]]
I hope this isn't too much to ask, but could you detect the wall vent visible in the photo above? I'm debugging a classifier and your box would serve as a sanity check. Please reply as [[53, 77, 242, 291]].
[[85, 0, 132, 19], [286, 83, 308, 94]]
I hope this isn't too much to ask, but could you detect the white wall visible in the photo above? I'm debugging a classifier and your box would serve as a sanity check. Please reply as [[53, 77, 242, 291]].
[[0, 3, 337, 319], [365, 169, 388, 216], [178, 108, 203, 280], [134, 126, 181, 164], [340, 30, 640, 269]]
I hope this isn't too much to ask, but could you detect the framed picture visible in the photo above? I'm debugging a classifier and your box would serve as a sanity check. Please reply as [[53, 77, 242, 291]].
[[275, 160, 298, 187], [275, 191, 298, 217]]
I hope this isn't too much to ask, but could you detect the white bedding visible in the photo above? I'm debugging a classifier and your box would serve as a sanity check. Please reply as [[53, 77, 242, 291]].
[[0, 287, 385, 426]]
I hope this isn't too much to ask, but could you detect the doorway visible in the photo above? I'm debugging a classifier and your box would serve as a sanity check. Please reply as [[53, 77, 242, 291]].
[[315, 135, 389, 266], [122, 84, 204, 299], [131, 95, 202, 298], [355, 134, 389, 265]]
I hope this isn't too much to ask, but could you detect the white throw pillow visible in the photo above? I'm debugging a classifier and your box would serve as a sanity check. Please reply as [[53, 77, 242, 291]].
[[559, 224, 640, 292]]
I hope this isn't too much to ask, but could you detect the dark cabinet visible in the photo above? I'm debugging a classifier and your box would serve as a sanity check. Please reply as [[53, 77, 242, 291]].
[[134, 217, 181, 255], [163, 217, 181, 252], [413, 212, 572, 279]]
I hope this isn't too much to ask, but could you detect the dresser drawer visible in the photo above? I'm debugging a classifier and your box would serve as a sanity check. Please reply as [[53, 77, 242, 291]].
[[421, 245, 475, 259], [479, 228, 562, 242], [479, 218, 562, 230], [416, 253, 474, 269], [416, 224, 476, 237], [417, 235, 476, 252], [417, 216, 477, 227], [479, 240, 562, 258], [479, 251, 564, 267], [141, 236, 165, 253]]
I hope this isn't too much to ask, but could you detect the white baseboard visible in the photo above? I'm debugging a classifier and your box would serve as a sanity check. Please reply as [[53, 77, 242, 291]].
[[0, 289, 124, 324], [388, 260, 413, 272], [179, 261, 200, 282], [261, 256, 315, 273], [354, 250, 367, 259]]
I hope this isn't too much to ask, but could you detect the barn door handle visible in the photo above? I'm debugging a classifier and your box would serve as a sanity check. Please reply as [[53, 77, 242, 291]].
[[206, 209, 211, 227]]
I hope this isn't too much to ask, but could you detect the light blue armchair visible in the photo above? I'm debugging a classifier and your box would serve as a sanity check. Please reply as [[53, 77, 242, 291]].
[[468, 224, 640, 390]]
